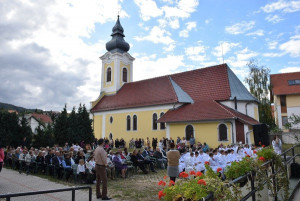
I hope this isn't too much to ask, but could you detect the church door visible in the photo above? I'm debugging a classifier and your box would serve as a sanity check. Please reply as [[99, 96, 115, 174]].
[[185, 125, 194, 141]]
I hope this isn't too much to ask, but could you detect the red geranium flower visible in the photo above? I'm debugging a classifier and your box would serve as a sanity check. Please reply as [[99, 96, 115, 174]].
[[163, 175, 167, 179], [259, 156, 265, 161], [168, 180, 175, 186], [196, 171, 203, 177], [179, 172, 189, 178], [262, 145, 265, 148], [217, 167, 222, 172], [158, 190, 166, 200], [246, 154, 250, 157], [197, 179, 206, 185], [189, 170, 196, 175], [205, 161, 210, 165], [253, 150, 257, 154], [158, 180, 166, 186]]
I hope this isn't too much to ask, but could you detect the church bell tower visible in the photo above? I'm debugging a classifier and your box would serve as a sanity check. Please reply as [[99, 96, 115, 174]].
[[100, 15, 135, 95]]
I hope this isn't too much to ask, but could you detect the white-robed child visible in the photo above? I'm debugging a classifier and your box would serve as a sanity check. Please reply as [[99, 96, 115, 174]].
[[77, 159, 87, 183]]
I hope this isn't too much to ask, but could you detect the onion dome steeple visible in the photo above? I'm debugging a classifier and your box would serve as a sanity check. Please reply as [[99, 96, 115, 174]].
[[106, 15, 130, 53]]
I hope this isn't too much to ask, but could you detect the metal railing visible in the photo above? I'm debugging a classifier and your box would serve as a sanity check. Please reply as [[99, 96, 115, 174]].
[[203, 144, 300, 201], [0, 186, 92, 201]]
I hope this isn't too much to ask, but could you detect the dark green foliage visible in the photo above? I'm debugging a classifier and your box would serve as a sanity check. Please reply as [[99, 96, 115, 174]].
[[0, 111, 32, 147], [32, 124, 55, 148], [53, 104, 94, 146], [53, 104, 69, 146], [244, 59, 275, 128]]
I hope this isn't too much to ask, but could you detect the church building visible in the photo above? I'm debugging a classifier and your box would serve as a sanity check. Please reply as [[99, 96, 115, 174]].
[[90, 17, 260, 148]]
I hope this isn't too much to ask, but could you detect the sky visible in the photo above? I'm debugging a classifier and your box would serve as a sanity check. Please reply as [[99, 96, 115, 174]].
[[0, 0, 300, 111]]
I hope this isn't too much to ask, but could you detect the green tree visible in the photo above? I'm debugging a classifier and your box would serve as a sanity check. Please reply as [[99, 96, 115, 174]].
[[19, 117, 32, 147], [53, 104, 69, 146], [32, 124, 55, 148], [0, 111, 21, 147], [244, 59, 275, 128], [77, 104, 94, 144], [67, 107, 79, 144]]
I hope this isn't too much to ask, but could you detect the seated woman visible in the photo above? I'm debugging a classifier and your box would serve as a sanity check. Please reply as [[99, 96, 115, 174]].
[[113, 152, 128, 178], [130, 149, 148, 174], [35, 151, 46, 173], [153, 148, 167, 169]]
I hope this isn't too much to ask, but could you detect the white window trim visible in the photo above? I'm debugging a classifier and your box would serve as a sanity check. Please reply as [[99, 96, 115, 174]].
[[106, 67, 112, 83]]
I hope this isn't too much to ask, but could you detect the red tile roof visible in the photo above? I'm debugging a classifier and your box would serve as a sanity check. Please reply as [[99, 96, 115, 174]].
[[32, 113, 52, 124], [91, 63, 258, 125], [158, 100, 259, 125], [170, 64, 230, 101], [91, 76, 178, 112], [270, 71, 300, 96]]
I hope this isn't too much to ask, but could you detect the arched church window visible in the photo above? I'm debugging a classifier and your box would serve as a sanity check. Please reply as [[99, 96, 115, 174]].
[[152, 113, 157, 130], [106, 67, 111, 82], [122, 68, 127, 82], [126, 115, 131, 131], [160, 112, 165, 130], [185, 125, 194, 141], [133, 115, 137, 131], [218, 123, 228, 141]]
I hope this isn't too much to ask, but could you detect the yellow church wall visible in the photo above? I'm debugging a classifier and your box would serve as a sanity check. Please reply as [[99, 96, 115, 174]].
[[248, 125, 254, 144], [120, 61, 130, 84], [169, 122, 232, 148], [104, 61, 114, 87], [286, 94, 300, 107], [93, 115, 102, 139], [254, 106, 259, 121], [96, 108, 169, 145]]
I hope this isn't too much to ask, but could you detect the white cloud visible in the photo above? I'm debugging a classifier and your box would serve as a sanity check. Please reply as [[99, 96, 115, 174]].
[[162, 0, 199, 19], [185, 42, 208, 62], [225, 21, 255, 35], [134, 26, 174, 45], [235, 48, 258, 61], [265, 14, 284, 23], [179, 21, 196, 38], [134, 0, 163, 21], [268, 41, 278, 49], [279, 35, 300, 57], [212, 42, 240, 57], [263, 52, 285, 57], [279, 67, 300, 73], [0, 0, 127, 110], [134, 54, 185, 81], [246, 29, 264, 36], [261, 0, 300, 13]]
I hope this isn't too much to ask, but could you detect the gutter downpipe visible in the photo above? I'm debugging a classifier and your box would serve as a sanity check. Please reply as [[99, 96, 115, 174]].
[[229, 120, 235, 144]]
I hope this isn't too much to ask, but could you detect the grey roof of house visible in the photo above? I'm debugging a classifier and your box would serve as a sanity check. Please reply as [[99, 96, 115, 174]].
[[227, 66, 258, 102], [169, 77, 194, 103]]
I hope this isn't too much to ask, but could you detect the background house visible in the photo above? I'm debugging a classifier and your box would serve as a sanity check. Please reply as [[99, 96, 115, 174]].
[[270, 71, 300, 130], [24, 113, 53, 134]]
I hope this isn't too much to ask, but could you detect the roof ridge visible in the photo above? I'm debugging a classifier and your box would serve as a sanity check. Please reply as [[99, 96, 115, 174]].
[[167, 76, 178, 102], [126, 63, 228, 85]]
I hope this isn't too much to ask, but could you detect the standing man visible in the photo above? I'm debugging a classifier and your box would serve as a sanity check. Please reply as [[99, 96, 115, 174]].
[[94, 138, 111, 200]]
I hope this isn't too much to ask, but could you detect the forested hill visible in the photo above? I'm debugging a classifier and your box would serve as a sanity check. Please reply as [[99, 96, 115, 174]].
[[0, 102, 40, 113]]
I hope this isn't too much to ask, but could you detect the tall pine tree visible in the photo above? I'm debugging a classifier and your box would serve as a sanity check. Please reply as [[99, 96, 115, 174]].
[[53, 104, 69, 146]]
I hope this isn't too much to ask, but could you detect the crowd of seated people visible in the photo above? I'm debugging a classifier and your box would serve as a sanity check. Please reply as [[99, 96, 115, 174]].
[[2, 136, 263, 185]]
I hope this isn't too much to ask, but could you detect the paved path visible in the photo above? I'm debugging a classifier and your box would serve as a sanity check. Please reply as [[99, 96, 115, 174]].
[[0, 168, 111, 201]]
